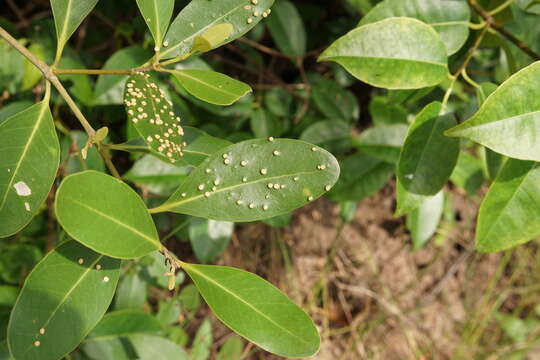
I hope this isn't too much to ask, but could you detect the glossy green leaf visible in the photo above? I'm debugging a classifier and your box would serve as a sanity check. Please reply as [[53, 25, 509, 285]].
[[328, 153, 394, 202], [93, 47, 152, 105], [250, 109, 283, 139], [476, 160, 540, 252], [114, 272, 147, 310], [0, 39, 25, 93], [124, 73, 185, 164], [171, 70, 251, 106], [182, 263, 320, 357], [266, 0, 306, 56], [299, 120, 352, 154], [398, 102, 460, 195], [51, 0, 99, 60], [55, 171, 162, 259], [311, 77, 359, 122], [124, 155, 190, 196], [359, 0, 470, 55], [7, 241, 120, 360], [0, 101, 60, 237], [446, 61, 540, 161], [152, 139, 340, 222], [189, 218, 234, 264], [136, 0, 175, 49], [160, 0, 275, 60], [484, 147, 505, 180], [353, 124, 408, 164], [406, 191, 444, 250], [57, 49, 94, 106], [319, 18, 448, 89]]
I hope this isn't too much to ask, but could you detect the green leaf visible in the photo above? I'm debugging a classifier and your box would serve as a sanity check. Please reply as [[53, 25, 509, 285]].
[[152, 139, 340, 222], [192, 24, 234, 53], [217, 336, 244, 360], [155, 299, 181, 325], [21, 43, 45, 91], [129, 334, 188, 359], [311, 77, 359, 122], [328, 153, 394, 202], [55, 171, 162, 259], [406, 191, 444, 250], [395, 179, 430, 217], [397, 102, 460, 195], [124, 155, 190, 196], [359, 0, 470, 55], [368, 96, 408, 126], [161, 0, 276, 60], [51, 0, 99, 60], [450, 152, 484, 195], [446, 61, 540, 161], [181, 263, 320, 357], [266, 0, 306, 56], [191, 319, 212, 360], [0, 101, 33, 124], [353, 124, 408, 164], [62, 130, 105, 175], [83, 310, 163, 360], [299, 120, 352, 154], [250, 108, 283, 139], [88, 310, 162, 339], [189, 218, 234, 264], [93, 47, 152, 105], [7, 241, 120, 360], [57, 48, 94, 106], [476, 160, 540, 252], [114, 272, 147, 310], [178, 284, 201, 311], [124, 73, 186, 164], [136, 0, 175, 49], [171, 70, 251, 106], [0, 101, 60, 237], [319, 18, 448, 89]]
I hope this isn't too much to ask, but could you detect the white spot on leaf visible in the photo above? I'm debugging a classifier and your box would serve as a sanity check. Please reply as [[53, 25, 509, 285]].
[[13, 181, 31, 196]]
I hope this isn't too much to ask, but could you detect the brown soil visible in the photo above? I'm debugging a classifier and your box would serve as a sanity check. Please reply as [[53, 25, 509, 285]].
[[212, 182, 540, 359]]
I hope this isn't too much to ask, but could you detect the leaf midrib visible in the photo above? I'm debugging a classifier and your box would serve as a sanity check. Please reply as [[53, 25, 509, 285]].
[[184, 264, 311, 347], [66, 197, 160, 249], [175, 70, 248, 99], [156, 169, 322, 211], [17, 253, 103, 358], [0, 102, 48, 212], [59, 0, 73, 47], [321, 55, 447, 67]]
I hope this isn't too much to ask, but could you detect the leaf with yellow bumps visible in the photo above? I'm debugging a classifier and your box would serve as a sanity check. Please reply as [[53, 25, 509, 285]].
[[124, 73, 185, 164], [150, 138, 340, 222]]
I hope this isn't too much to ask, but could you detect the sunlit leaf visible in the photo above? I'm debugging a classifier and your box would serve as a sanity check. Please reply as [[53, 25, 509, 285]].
[[55, 171, 162, 259], [152, 139, 340, 222], [136, 0, 175, 49], [446, 61, 540, 161], [0, 101, 60, 237], [319, 18, 448, 89], [182, 263, 320, 357], [476, 160, 540, 252], [7, 241, 120, 360]]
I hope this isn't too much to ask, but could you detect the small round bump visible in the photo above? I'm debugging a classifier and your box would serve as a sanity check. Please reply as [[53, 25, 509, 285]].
[[262, 204, 269, 211], [249, 203, 255, 209], [325, 185, 332, 191], [241, 160, 248, 167], [198, 184, 205, 191], [260, 168, 268, 175]]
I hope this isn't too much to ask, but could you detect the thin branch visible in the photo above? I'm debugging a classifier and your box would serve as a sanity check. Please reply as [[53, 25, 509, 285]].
[[468, 0, 540, 61], [237, 37, 292, 59], [0, 25, 122, 179], [54, 67, 152, 75]]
